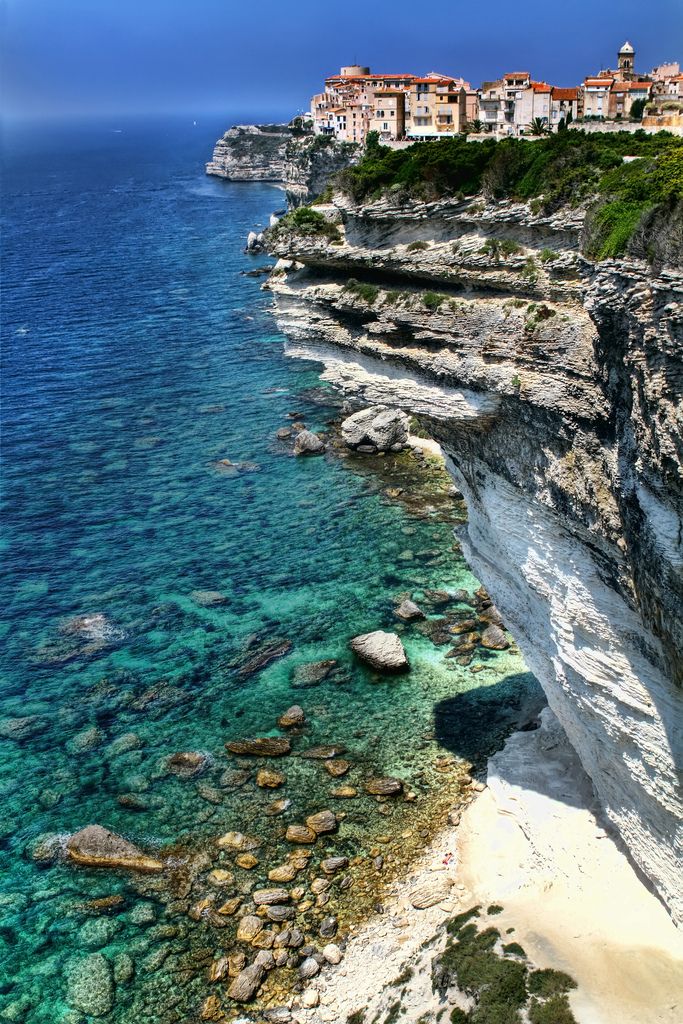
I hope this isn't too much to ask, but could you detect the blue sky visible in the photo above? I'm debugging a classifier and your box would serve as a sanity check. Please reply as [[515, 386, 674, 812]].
[[3, 0, 682, 119]]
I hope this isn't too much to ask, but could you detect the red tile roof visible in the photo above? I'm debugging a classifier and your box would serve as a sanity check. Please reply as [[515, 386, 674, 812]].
[[612, 81, 651, 91], [552, 87, 579, 100], [584, 77, 613, 87], [531, 81, 552, 93], [504, 72, 530, 79]]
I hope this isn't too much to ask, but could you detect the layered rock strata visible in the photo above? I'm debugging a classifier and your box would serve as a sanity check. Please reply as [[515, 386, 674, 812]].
[[265, 192, 683, 925]]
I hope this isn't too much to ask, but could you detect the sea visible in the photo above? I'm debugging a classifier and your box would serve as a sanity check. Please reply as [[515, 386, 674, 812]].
[[0, 116, 542, 1022]]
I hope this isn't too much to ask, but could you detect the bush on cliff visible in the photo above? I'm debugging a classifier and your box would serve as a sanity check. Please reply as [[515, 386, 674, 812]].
[[269, 205, 341, 243]]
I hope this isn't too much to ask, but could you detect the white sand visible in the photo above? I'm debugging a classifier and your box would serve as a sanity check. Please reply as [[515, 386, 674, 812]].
[[291, 709, 683, 1024]]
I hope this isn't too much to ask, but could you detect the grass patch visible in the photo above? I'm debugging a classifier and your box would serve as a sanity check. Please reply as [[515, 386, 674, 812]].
[[520, 257, 538, 283], [539, 248, 558, 263], [407, 240, 429, 252], [487, 905, 504, 916], [450, 1011, 469, 1024]]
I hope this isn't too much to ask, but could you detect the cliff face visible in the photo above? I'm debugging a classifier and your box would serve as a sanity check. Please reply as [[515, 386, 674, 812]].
[[206, 124, 290, 182], [206, 127, 358, 206], [265, 194, 683, 925]]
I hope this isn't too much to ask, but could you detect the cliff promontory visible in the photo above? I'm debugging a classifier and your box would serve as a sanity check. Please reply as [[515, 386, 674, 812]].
[[265, 133, 683, 926], [207, 125, 358, 206]]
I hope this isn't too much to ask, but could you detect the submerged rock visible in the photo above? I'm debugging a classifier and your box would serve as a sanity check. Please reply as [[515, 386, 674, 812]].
[[64, 953, 114, 1017], [350, 630, 409, 672], [66, 825, 163, 873], [305, 809, 337, 834], [256, 768, 286, 788], [166, 750, 209, 777], [394, 598, 426, 621], [285, 824, 317, 844], [300, 743, 347, 759], [365, 777, 403, 796], [323, 758, 350, 777], [291, 659, 338, 688]]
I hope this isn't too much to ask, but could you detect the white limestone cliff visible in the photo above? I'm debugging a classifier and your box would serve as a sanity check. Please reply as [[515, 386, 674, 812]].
[[265, 194, 683, 926]]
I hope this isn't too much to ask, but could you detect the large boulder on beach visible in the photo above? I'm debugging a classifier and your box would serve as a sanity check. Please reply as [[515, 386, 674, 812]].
[[66, 825, 163, 873], [350, 630, 408, 672], [293, 430, 325, 455], [341, 406, 409, 452]]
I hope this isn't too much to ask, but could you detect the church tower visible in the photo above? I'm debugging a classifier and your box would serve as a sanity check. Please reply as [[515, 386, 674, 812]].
[[617, 41, 635, 80]]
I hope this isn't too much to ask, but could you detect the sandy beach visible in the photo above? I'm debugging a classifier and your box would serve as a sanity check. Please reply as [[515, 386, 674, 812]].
[[288, 709, 683, 1024]]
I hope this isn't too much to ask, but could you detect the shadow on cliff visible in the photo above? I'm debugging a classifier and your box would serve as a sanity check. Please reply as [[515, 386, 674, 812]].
[[433, 670, 546, 774]]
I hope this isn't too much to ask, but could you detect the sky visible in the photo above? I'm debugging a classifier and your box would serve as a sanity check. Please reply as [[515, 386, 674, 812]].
[[3, 0, 683, 120]]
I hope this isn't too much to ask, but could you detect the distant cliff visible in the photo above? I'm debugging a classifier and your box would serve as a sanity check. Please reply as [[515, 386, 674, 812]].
[[206, 125, 359, 207]]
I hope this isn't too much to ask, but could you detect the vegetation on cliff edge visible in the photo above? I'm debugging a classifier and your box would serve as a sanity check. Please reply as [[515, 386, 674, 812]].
[[335, 131, 683, 259]]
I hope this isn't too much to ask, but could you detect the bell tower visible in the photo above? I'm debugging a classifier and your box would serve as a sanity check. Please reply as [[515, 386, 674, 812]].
[[617, 41, 635, 79]]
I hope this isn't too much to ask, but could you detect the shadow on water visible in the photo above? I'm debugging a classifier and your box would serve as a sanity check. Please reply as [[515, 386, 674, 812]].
[[434, 671, 546, 772]]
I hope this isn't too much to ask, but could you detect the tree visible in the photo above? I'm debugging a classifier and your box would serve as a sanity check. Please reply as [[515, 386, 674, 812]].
[[630, 98, 647, 121], [557, 116, 566, 132], [468, 119, 485, 133], [365, 130, 381, 154], [528, 117, 550, 136]]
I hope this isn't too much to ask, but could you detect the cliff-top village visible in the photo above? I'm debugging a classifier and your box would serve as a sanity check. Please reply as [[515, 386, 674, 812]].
[[307, 41, 683, 142]]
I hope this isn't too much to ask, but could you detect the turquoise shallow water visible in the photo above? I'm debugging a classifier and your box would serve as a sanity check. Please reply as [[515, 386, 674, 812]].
[[0, 118, 542, 1022]]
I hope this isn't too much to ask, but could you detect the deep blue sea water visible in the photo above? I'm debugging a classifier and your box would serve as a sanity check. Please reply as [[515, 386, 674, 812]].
[[0, 117, 541, 1022]]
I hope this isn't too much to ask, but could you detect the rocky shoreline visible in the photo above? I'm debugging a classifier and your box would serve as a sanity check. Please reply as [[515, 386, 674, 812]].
[[30, 413, 540, 1022]]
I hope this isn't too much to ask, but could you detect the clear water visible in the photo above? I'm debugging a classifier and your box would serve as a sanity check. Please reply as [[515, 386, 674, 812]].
[[0, 117, 542, 1022]]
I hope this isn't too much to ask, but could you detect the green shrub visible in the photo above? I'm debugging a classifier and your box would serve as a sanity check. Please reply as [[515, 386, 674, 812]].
[[528, 995, 577, 1024], [312, 184, 334, 205], [446, 906, 481, 935], [499, 239, 522, 256], [487, 904, 504, 916], [585, 200, 648, 259], [344, 278, 380, 304], [502, 943, 526, 958], [347, 1013, 366, 1024], [271, 205, 341, 242], [520, 257, 538, 283], [407, 240, 429, 252], [450, 1010, 469, 1024], [423, 291, 447, 311], [540, 248, 558, 262], [528, 969, 577, 998]]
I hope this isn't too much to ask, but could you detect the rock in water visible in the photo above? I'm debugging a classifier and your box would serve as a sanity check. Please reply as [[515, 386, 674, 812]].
[[349, 630, 409, 672], [65, 953, 114, 1016], [277, 705, 305, 728], [341, 406, 409, 451], [228, 962, 266, 1002], [394, 598, 425, 621], [365, 777, 403, 796], [305, 809, 337, 834], [66, 825, 163, 873], [291, 660, 337, 688], [293, 429, 325, 455], [226, 737, 291, 757], [480, 624, 510, 650]]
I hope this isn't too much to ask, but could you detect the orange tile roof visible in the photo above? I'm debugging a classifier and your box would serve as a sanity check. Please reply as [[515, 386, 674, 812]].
[[504, 72, 530, 79], [612, 81, 651, 91], [584, 77, 613, 87], [531, 81, 552, 93], [552, 87, 579, 100]]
